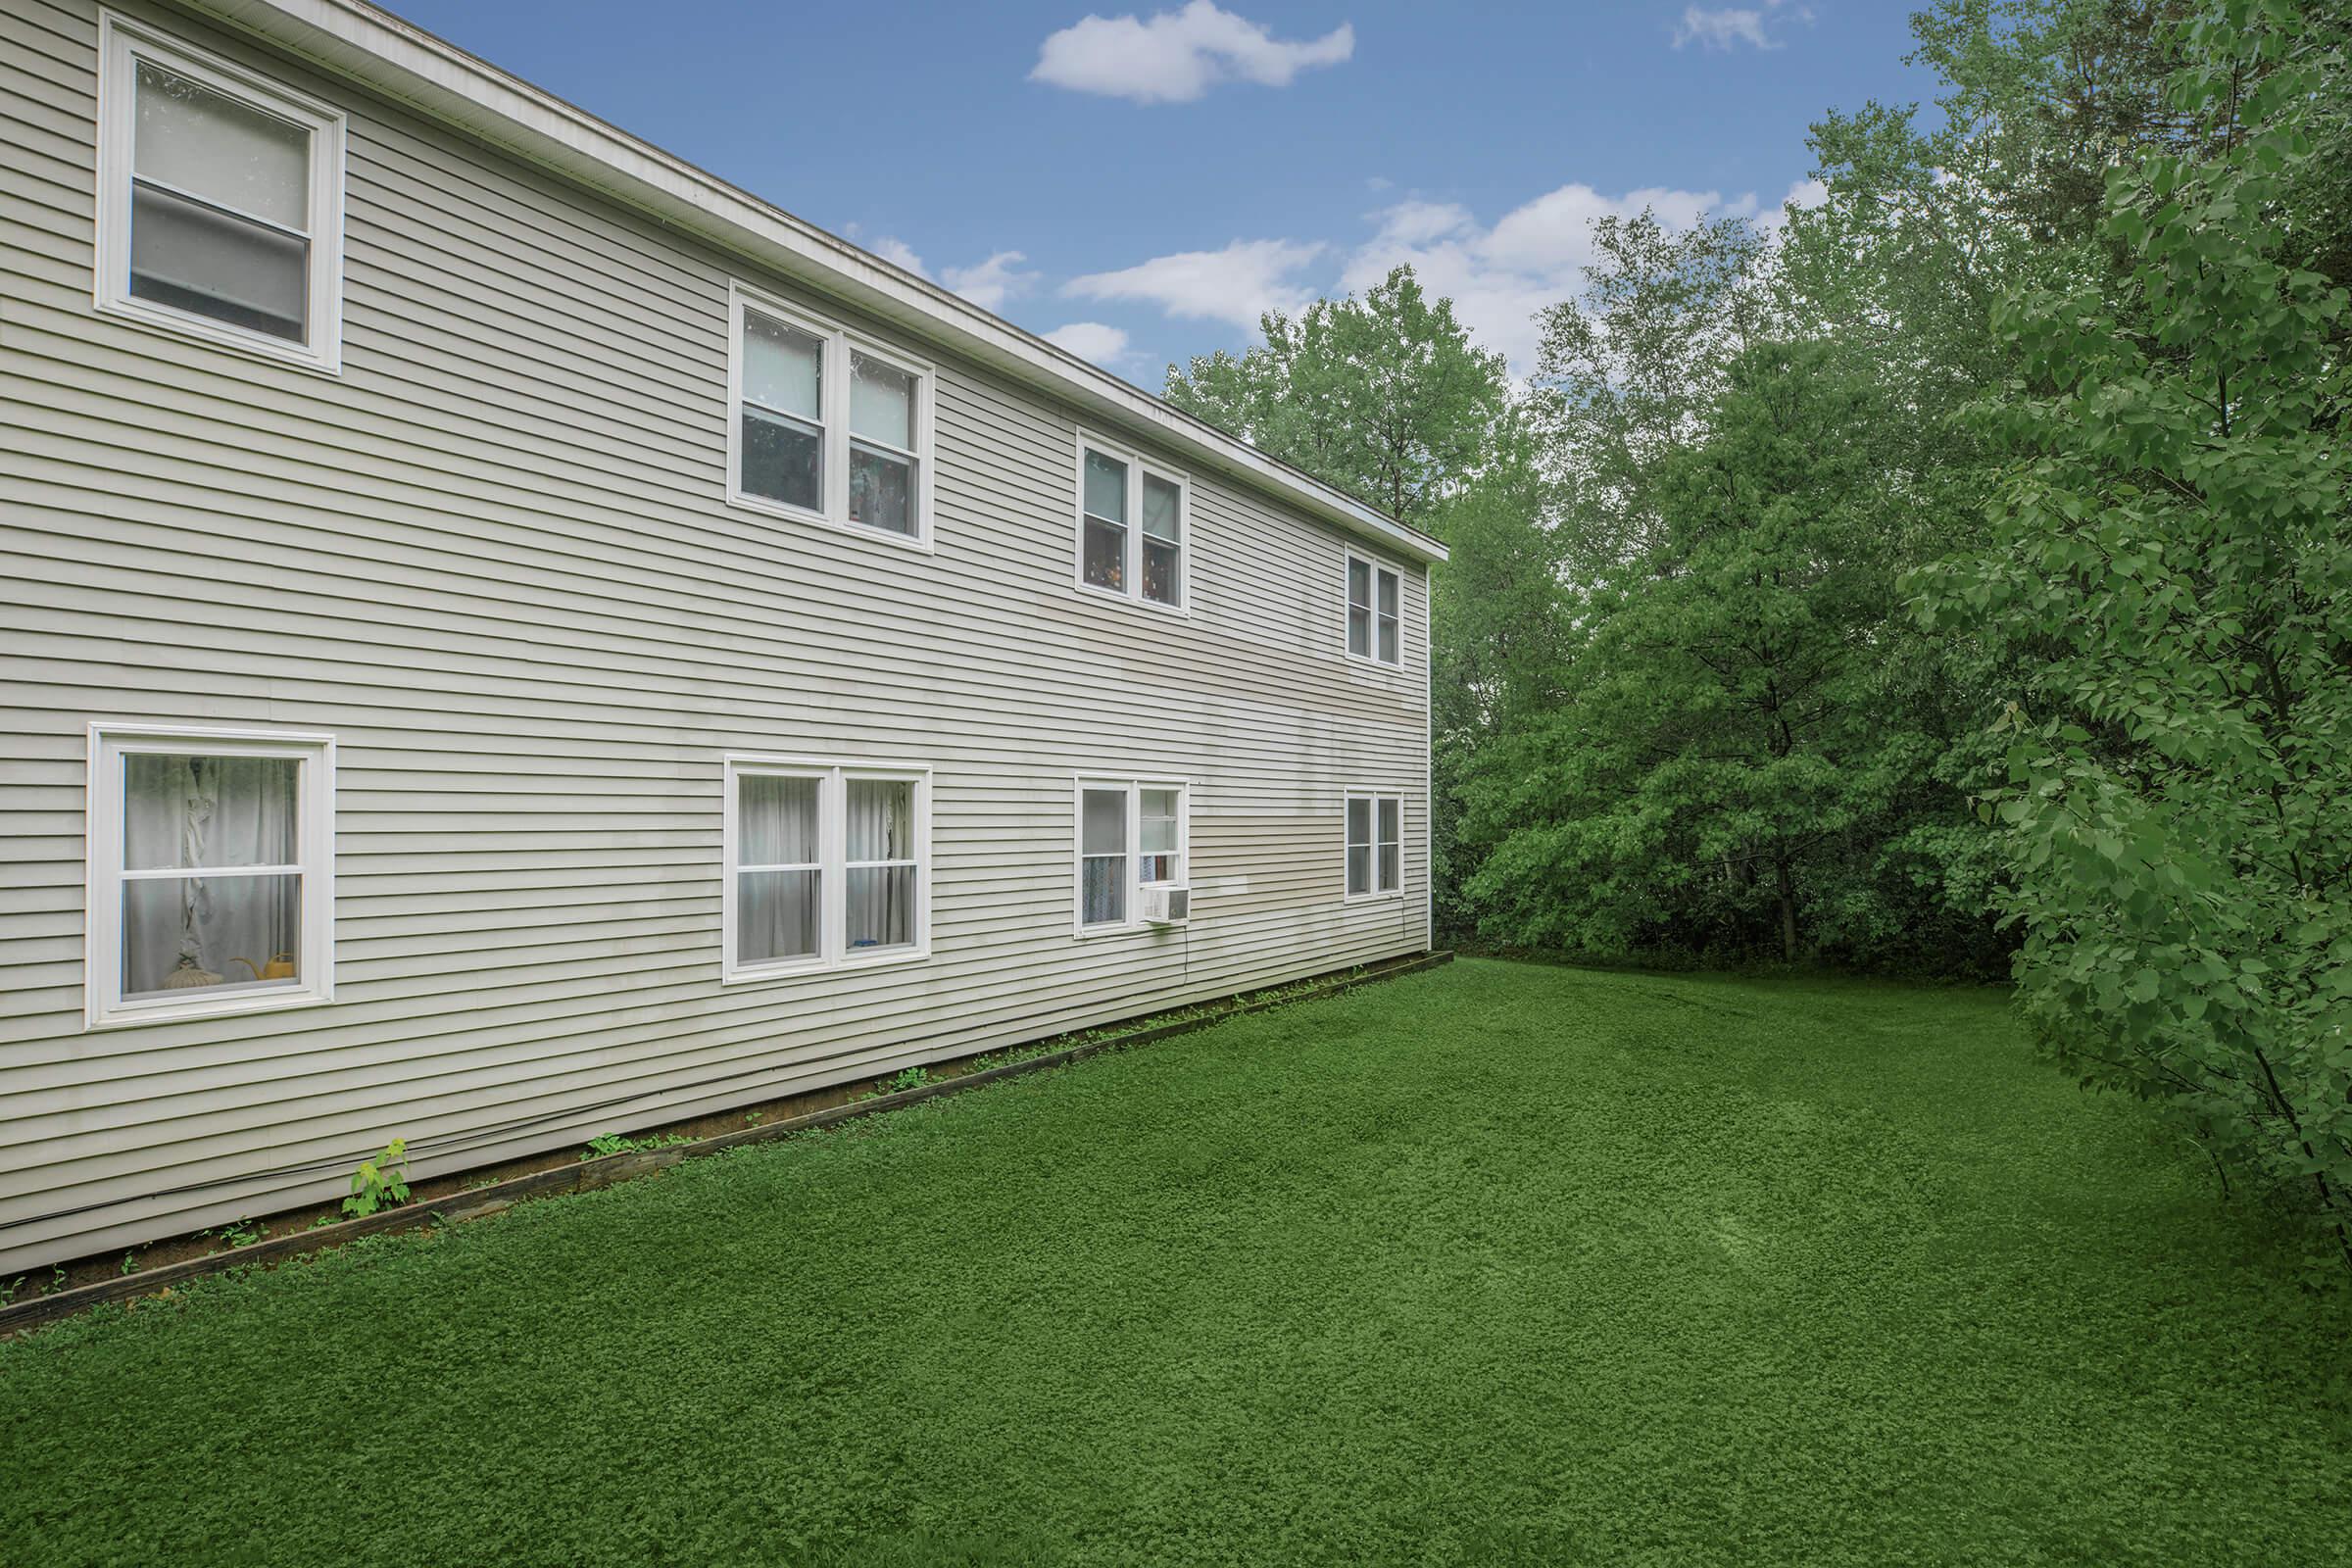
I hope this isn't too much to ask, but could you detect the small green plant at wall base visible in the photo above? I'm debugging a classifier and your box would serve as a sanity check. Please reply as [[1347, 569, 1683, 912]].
[[119, 1251, 139, 1276], [858, 1066, 934, 1102], [343, 1138, 413, 1218], [579, 1132, 693, 1161], [0, 1276, 23, 1306], [208, 1218, 263, 1250]]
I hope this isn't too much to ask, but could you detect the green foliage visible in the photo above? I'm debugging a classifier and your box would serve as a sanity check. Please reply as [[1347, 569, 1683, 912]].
[[6, 961, 2347, 1562], [341, 1137, 412, 1219], [118, 1251, 138, 1277], [858, 1066, 936, 1102], [1165, 267, 1509, 528], [579, 1132, 694, 1161], [1465, 345, 1999, 968], [206, 1218, 263, 1250], [1917, 0, 2352, 1260]]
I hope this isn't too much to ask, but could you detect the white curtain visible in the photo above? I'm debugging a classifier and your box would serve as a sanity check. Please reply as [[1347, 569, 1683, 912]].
[[121, 755, 300, 996], [846, 779, 912, 951], [737, 774, 818, 963]]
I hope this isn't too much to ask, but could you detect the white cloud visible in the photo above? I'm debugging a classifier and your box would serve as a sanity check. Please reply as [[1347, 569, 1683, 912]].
[[869, 235, 929, 275], [1043, 321, 1134, 366], [1672, 0, 1813, 52], [1032, 1, 1353, 104], [941, 251, 1038, 313], [1064, 237, 1326, 331], [1341, 182, 1735, 371]]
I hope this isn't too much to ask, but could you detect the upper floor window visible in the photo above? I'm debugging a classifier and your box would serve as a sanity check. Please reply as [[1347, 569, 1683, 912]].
[[95, 15, 346, 370], [728, 285, 936, 548], [1345, 791, 1403, 901], [1076, 777, 1189, 932], [86, 723, 336, 1028], [724, 757, 930, 979], [1075, 434, 1186, 612], [1348, 554, 1402, 665]]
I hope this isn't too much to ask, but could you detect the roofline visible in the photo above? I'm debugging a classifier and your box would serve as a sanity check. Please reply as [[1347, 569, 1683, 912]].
[[176, 0, 1449, 566]]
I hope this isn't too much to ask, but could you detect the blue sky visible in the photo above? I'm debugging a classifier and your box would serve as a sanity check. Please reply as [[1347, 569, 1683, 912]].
[[389, 0, 1939, 381]]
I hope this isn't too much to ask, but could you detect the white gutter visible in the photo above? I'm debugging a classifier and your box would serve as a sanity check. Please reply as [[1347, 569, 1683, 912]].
[[184, 0, 1448, 566]]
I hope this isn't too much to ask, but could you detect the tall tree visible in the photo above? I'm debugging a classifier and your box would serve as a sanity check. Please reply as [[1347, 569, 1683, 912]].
[[1916, 0, 2352, 1259], [1165, 267, 1509, 532]]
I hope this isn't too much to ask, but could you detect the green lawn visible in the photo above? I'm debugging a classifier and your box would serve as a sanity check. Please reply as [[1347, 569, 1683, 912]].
[[6, 958, 2349, 1566]]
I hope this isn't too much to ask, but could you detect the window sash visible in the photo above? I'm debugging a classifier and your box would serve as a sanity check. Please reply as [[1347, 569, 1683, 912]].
[[726, 760, 928, 975], [1345, 793, 1403, 900], [96, 17, 346, 369], [1077, 778, 1187, 930], [1076, 436, 1186, 612], [729, 287, 933, 545], [1348, 557, 1403, 665], [87, 725, 334, 1028]]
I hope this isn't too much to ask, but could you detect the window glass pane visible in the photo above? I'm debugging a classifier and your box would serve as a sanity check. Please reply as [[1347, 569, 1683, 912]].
[[122, 871, 300, 999], [850, 354, 913, 449], [1140, 853, 1180, 884], [1378, 797, 1401, 846], [846, 864, 915, 952], [124, 754, 298, 870], [1142, 474, 1180, 541], [1143, 538, 1180, 607], [1081, 856, 1126, 925], [1083, 450, 1126, 523], [742, 407, 821, 512], [134, 63, 308, 229], [738, 773, 818, 865], [1346, 845, 1371, 898], [1377, 569, 1399, 618], [1378, 612, 1400, 664], [1081, 788, 1127, 856], [1348, 558, 1371, 611], [847, 778, 913, 862], [1348, 605, 1371, 658], [744, 315, 821, 419], [129, 182, 308, 341], [737, 869, 817, 963], [1140, 790, 1179, 848], [1380, 842, 1401, 892], [849, 444, 915, 535], [1083, 516, 1125, 591], [1346, 797, 1371, 848]]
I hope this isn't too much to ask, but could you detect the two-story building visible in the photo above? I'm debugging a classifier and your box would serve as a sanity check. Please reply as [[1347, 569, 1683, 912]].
[[0, 0, 1444, 1274]]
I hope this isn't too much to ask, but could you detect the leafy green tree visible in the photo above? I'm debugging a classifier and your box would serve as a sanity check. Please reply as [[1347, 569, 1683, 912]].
[[1466, 343, 1988, 965], [1165, 267, 1509, 530], [1917, 0, 2352, 1259]]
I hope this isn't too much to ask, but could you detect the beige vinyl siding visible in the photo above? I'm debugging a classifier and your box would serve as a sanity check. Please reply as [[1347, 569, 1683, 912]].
[[0, 0, 1434, 1272]]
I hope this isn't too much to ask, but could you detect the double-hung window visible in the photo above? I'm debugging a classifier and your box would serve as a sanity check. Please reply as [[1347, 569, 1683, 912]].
[[1076, 777, 1188, 932], [729, 285, 936, 546], [725, 757, 929, 978], [95, 16, 346, 370], [86, 724, 335, 1027], [1345, 791, 1404, 901], [1347, 554, 1402, 666], [1076, 434, 1186, 612]]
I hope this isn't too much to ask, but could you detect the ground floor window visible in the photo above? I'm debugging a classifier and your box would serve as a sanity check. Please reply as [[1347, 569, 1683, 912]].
[[86, 723, 335, 1027], [1077, 776, 1189, 932], [726, 757, 929, 978], [1346, 792, 1403, 900]]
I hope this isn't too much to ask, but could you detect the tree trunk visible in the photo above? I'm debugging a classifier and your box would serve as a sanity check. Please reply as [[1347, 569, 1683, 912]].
[[1775, 860, 1799, 962]]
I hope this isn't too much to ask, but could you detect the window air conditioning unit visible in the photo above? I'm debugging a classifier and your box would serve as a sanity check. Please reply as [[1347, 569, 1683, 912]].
[[1139, 885, 1191, 924]]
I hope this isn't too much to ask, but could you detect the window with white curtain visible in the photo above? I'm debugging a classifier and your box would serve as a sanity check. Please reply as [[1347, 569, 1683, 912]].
[[728, 285, 935, 547], [85, 724, 335, 1027], [1075, 434, 1186, 612], [1076, 777, 1189, 933], [1345, 791, 1404, 900], [95, 16, 346, 369], [1348, 554, 1402, 666], [725, 758, 928, 978]]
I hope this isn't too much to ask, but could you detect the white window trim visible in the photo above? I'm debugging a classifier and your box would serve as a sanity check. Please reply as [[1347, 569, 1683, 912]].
[[1345, 551, 1404, 669], [721, 754, 932, 982], [1072, 773, 1192, 937], [724, 281, 938, 553], [1343, 788, 1405, 904], [84, 721, 337, 1030], [93, 12, 348, 374], [1072, 430, 1191, 617]]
